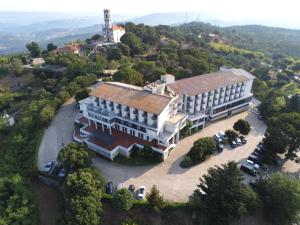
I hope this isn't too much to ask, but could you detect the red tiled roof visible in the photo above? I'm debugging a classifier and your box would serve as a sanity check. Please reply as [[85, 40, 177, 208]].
[[112, 25, 125, 31], [82, 124, 165, 151]]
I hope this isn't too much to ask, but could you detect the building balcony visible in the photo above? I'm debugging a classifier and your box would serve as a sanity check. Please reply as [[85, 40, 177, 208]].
[[87, 104, 113, 119]]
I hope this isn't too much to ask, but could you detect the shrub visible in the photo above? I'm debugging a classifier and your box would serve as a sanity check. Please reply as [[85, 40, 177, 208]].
[[225, 129, 239, 140], [180, 156, 193, 168], [233, 119, 251, 135], [187, 137, 216, 164], [146, 185, 164, 211], [112, 189, 134, 211]]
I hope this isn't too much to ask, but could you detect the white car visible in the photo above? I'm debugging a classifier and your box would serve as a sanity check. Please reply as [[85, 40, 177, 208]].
[[218, 131, 225, 138], [116, 183, 124, 191], [44, 160, 55, 173], [137, 186, 146, 200], [236, 138, 242, 145], [246, 159, 260, 169]]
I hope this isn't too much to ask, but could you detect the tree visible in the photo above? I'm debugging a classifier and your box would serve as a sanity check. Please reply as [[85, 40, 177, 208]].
[[114, 67, 143, 85], [120, 32, 144, 55], [233, 119, 251, 135], [225, 129, 239, 140], [75, 88, 90, 104], [39, 105, 55, 125], [287, 94, 300, 113], [47, 43, 57, 52], [112, 188, 133, 211], [58, 143, 94, 171], [265, 112, 300, 158], [107, 47, 122, 60], [257, 173, 300, 225], [180, 121, 192, 138], [190, 162, 258, 225], [187, 137, 216, 164], [134, 61, 166, 81], [0, 174, 37, 225], [63, 168, 104, 225], [146, 185, 164, 211], [26, 42, 42, 57]]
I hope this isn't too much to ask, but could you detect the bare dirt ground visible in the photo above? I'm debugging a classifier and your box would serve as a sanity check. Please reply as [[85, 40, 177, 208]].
[[93, 111, 267, 202], [31, 177, 63, 225]]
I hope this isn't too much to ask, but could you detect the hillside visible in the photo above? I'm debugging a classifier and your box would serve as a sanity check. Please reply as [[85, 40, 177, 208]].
[[223, 25, 300, 57]]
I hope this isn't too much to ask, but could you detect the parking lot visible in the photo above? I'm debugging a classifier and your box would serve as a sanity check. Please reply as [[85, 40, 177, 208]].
[[93, 110, 267, 202]]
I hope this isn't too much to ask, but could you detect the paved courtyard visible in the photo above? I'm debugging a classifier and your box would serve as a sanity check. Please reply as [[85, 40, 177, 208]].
[[93, 110, 267, 201]]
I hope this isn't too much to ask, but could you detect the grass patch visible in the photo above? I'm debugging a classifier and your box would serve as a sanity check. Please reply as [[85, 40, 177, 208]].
[[33, 129, 45, 171], [113, 154, 161, 166]]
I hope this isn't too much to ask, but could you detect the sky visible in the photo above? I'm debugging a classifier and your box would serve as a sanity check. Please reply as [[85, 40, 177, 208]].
[[0, 0, 300, 28]]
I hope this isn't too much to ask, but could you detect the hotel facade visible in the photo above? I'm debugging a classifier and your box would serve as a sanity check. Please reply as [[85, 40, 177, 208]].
[[74, 68, 255, 160]]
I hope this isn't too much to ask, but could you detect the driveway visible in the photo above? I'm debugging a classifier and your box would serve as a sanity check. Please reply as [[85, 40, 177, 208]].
[[37, 98, 77, 170], [38, 82, 102, 171], [93, 111, 267, 202]]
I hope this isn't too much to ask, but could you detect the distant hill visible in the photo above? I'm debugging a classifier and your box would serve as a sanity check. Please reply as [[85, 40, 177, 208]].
[[223, 25, 300, 57], [0, 12, 300, 57]]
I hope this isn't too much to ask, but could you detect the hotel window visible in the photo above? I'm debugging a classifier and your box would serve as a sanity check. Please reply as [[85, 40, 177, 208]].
[[138, 133, 144, 139], [130, 130, 135, 136]]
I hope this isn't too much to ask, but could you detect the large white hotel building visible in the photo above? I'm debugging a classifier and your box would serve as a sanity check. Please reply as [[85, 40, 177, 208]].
[[74, 67, 255, 160]]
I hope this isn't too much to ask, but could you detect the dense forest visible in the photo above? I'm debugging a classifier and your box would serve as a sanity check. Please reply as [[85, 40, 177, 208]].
[[0, 21, 300, 225]]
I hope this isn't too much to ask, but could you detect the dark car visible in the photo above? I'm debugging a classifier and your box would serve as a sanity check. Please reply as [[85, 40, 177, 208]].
[[217, 144, 224, 152], [240, 136, 247, 144], [105, 182, 113, 194], [128, 184, 136, 193], [58, 168, 66, 178], [252, 151, 261, 157], [248, 154, 262, 165], [230, 140, 237, 148], [240, 164, 256, 176], [249, 179, 258, 188]]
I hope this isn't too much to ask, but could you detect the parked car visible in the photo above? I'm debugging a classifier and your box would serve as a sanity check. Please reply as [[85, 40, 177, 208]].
[[105, 182, 113, 194], [245, 159, 260, 169], [58, 168, 66, 178], [128, 184, 136, 193], [230, 140, 237, 148], [252, 151, 261, 157], [248, 154, 261, 165], [117, 183, 124, 191], [249, 179, 258, 188], [240, 164, 256, 176], [214, 134, 222, 142], [137, 186, 146, 200], [44, 160, 55, 173], [217, 131, 225, 138], [239, 136, 247, 144], [254, 148, 264, 155], [217, 144, 224, 152], [236, 138, 242, 145]]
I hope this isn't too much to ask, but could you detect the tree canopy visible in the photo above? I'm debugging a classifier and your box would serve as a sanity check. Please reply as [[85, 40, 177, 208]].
[[26, 42, 42, 57], [112, 188, 134, 211], [187, 137, 217, 164], [63, 168, 105, 225], [190, 161, 258, 225], [233, 119, 251, 135], [58, 143, 94, 171], [114, 67, 143, 85], [256, 173, 300, 225]]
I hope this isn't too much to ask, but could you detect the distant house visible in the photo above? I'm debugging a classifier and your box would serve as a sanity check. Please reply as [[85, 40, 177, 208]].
[[31, 58, 45, 66], [55, 44, 82, 55]]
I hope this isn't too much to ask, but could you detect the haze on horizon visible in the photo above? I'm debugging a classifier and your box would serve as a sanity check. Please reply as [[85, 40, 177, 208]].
[[0, 0, 300, 29]]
